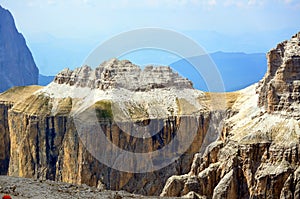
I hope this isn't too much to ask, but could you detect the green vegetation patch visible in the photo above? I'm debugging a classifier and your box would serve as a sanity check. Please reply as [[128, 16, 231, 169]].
[[93, 100, 113, 120]]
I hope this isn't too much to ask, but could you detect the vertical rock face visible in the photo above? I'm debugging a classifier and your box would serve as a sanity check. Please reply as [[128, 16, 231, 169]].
[[0, 6, 38, 93], [0, 102, 11, 175], [0, 61, 213, 196], [257, 32, 300, 117], [161, 33, 300, 198]]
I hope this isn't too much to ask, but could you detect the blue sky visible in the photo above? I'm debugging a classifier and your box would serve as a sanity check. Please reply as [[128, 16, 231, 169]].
[[2, 0, 300, 37], [1, 0, 300, 75]]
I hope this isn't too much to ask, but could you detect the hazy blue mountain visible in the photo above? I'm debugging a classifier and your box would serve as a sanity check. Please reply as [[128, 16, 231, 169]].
[[38, 74, 55, 86], [0, 6, 38, 92], [170, 52, 267, 92], [183, 29, 298, 53]]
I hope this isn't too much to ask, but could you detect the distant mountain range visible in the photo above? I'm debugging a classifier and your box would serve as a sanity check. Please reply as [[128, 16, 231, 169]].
[[38, 74, 55, 86], [170, 51, 266, 92], [38, 52, 267, 92], [169, 51, 267, 92]]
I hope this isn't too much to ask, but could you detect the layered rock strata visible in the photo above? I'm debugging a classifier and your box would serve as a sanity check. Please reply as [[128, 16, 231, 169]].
[[0, 60, 222, 196], [161, 33, 300, 198]]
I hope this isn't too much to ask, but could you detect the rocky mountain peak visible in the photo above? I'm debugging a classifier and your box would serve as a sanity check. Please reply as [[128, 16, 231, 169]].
[[257, 32, 300, 117], [54, 58, 193, 91]]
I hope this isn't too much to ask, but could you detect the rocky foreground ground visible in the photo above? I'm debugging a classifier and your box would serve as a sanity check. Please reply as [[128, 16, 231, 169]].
[[0, 176, 181, 199]]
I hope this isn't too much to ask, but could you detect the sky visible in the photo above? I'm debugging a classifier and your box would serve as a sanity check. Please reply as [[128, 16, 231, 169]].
[[1, 0, 300, 75]]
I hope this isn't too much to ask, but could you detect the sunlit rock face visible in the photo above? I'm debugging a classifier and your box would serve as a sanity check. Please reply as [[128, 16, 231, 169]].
[[0, 6, 38, 93], [0, 59, 216, 196], [161, 33, 300, 198], [257, 32, 300, 118], [54, 58, 193, 91]]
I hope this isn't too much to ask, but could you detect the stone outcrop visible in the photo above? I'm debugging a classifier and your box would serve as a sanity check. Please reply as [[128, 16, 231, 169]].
[[161, 32, 300, 198], [257, 32, 300, 117], [0, 6, 38, 93], [0, 61, 217, 196], [54, 59, 193, 91]]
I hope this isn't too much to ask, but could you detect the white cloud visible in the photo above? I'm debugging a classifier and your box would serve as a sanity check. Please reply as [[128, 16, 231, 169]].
[[276, 0, 300, 8], [208, 0, 217, 6], [248, 0, 257, 5], [223, 0, 244, 7], [108, 0, 218, 9], [222, 0, 266, 7]]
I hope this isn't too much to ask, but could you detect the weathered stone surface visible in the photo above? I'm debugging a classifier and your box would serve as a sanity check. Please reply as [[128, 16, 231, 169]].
[[54, 58, 193, 91], [257, 32, 300, 118], [162, 32, 300, 198], [0, 61, 215, 196], [0, 86, 41, 175], [0, 6, 38, 93], [0, 103, 11, 175]]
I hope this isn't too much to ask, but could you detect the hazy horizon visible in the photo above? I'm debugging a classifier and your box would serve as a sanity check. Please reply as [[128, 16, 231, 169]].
[[1, 0, 300, 75]]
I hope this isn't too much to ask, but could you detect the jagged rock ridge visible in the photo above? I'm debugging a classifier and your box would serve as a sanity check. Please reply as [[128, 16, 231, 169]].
[[0, 6, 38, 93], [161, 32, 300, 198], [54, 58, 193, 91], [257, 32, 300, 118]]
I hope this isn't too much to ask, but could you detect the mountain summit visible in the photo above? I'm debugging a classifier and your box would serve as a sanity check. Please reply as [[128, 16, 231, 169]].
[[54, 58, 193, 91]]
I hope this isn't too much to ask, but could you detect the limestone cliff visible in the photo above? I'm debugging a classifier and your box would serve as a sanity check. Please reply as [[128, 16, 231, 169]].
[[0, 6, 38, 93], [0, 60, 219, 196], [257, 33, 300, 118], [1, 32, 300, 198], [161, 33, 300, 198]]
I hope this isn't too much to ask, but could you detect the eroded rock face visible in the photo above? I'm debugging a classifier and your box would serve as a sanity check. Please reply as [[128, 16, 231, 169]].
[[161, 33, 300, 198], [257, 32, 300, 117], [54, 59, 193, 91], [0, 61, 214, 196], [0, 102, 11, 175], [0, 6, 38, 93]]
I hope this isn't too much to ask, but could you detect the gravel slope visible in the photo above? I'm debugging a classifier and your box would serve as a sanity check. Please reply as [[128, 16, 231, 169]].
[[0, 176, 177, 199]]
